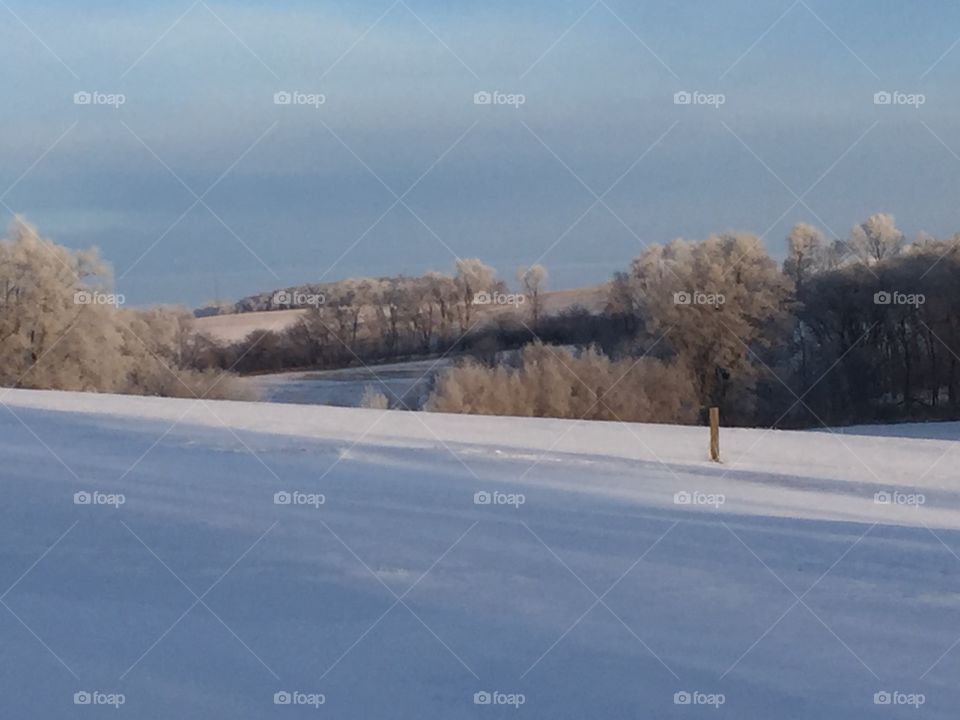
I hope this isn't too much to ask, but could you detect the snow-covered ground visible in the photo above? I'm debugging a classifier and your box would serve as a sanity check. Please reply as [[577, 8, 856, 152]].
[[193, 309, 308, 344], [246, 358, 450, 408], [1, 389, 958, 718]]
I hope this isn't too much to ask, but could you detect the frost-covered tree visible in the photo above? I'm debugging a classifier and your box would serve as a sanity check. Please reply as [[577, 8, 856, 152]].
[[518, 264, 548, 328], [783, 223, 826, 295], [626, 233, 790, 417], [0, 217, 120, 390], [0, 217, 251, 399], [454, 258, 497, 331], [849, 213, 903, 264]]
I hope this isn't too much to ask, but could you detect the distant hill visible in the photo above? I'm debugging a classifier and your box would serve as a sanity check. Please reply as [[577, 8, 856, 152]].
[[193, 284, 609, 344]]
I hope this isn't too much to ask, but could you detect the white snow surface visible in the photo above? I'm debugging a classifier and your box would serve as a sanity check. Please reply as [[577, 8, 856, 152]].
[[1, 388, 959, 718]]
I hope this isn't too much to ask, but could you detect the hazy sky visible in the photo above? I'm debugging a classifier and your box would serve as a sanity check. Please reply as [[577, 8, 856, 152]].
[[2, 0, 960, 305]]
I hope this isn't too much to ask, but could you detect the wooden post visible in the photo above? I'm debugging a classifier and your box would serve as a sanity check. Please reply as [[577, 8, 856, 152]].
[[709, 407, 720, 462]]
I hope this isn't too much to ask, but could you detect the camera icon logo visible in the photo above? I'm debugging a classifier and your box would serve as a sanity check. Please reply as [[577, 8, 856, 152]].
[[474, 91, 492, 105], [273, 290, 291, 306], [474, 691, 492, 705], [674, 91, 692, 105], [472, 291, 491, 305], [873, 291, 891, 305], [874, 691, 891, 705], [873, 91, 892, 105], [674, 691, 692, 705], [74, 91, 92, 105], [673, 291, 692, 305], [274, 690, 292, 705], [74, 491, 92, 505], [874, 491, 892, 505], [474, 491, 492, 505], [274, 91, 292, 105], [274, 491, 292, 505], [74, 691, 92, 705], [673, 491, 691, 505]]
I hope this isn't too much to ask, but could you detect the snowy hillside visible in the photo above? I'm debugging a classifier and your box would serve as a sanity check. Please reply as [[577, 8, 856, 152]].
[[1, 389, 958, 718]]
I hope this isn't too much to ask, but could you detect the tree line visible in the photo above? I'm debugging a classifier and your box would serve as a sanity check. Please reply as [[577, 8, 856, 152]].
[[4, 212, 960, 429], [429, 213, 960, 427], [193, 260, 555, 376]]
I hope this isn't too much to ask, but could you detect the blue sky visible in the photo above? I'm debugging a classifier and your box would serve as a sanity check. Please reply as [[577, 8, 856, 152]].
[[2, 0, 960, 305]]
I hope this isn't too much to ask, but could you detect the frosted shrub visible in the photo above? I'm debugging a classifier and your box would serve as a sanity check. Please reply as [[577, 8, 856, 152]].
[[427, 342, 698, 423], [360, 385, 390, 410]]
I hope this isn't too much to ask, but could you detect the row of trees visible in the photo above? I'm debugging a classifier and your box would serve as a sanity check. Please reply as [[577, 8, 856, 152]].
[[429, 213, 960, 427], [200, 261, 551, 374], [785, 219, 960, 425], [7, 210, 957, 429], [593, 213, 960, 426]]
